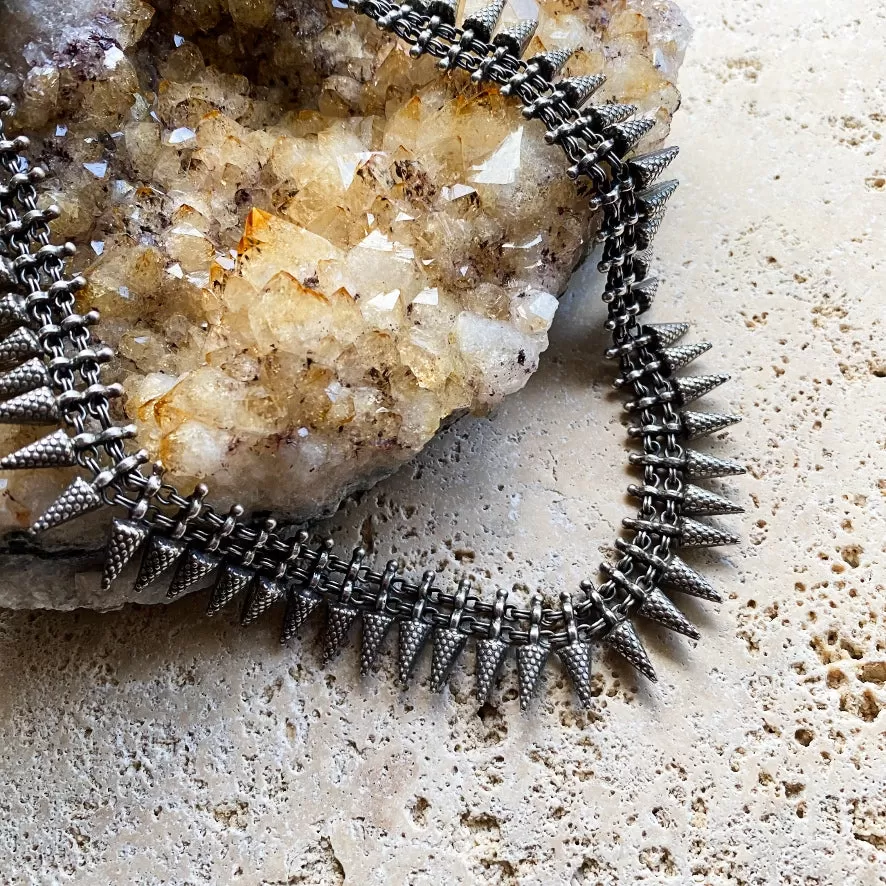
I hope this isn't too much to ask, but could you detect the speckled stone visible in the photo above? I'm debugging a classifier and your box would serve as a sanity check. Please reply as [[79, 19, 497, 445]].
[[0, 0, 884, 882]]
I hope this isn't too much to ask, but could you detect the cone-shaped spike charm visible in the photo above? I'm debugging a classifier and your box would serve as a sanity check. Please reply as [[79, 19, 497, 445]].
[[644, 322, 689, 347], [280, 589, 321, 642], [0, 294, 28, 332], [0, 327, 42, 370], [557, 639, 594, 709], [632, 277, 658, 313], [360, 611, 394, 675], [558, 74, 605, 108], [682, 485, 744, 516], [134, 535, 185, 591], [516, 592, 549, 711], [638, 588, 699, 639], [429, 627, 467, 692], [398, 618, 433, 686], [321, 601, 360, 663], [31, 475, 102, 534], [680, 410, 741, 440], [587, 103, 637, 129], [241, 575, 284, 625], [0, 386, 59, 424], [101, 518, 149, 590], [462, 0, 506, 41], [661, 341, 712, 374], [527, 46, 573, 79], [684, 450, 746, 479], [604, 619, 656, 681], [607, 116, 655, 153], [167, 549, 219, 599], [398, 571, 435, 685], [493, 19, 538, 56], [673, 373, 730, 405], [476, 638, 509, 703], [661, 555, 722, 603], [0, 428, 75, 470], [636, 214, 664, 250], [0, 358, 50, 401], [679, 516, 740, 548], [207, 563, 254, 615], [637, 179, 679, 215], [632, 248, 655, 281], [629, 146, 680, 189], [516, 641, 549, 711]]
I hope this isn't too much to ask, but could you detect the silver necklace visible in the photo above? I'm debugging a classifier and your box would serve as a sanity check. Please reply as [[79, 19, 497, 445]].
[[0, 0, 744, 711]]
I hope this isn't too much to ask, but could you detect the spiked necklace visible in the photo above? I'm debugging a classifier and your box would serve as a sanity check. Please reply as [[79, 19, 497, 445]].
[[0, 0, 744, 711]]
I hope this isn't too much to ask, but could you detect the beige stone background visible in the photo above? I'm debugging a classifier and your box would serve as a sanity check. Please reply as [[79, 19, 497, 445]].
[[1, 0, 884, 882]]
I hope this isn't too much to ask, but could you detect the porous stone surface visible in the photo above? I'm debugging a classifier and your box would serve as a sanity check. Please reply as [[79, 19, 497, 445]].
[[0, 0, 687, 545], [0, 0, 884, 883]]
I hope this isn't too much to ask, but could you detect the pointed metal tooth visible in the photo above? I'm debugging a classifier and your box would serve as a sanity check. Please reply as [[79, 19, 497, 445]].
[[30, 476, 102, 534], [429, 626, 468, 692], [527, 46, 573, 79], [661, 341, 712, 374], [166, 548, 219, 599], [632, 249, 654, 280], [0, 358, 50, 400], [516, 641, 550, 711], [475, 637, 509, 703], [424, 0, 458, 25], [462, 0, 506, 41], [558, 74, 606, 108], [661, 555, 722, 603], [636, 214, 664, 250], [360, 611, 395, 675], [208, 563, 255, 615], [638, 588, 699, 640], [557, 639, 594, 709], [644, 322, 689, 347], [101, 517, 149, 590], [134, 535, 186, 591], [493, 19, 538, 56], [321, 601, 361, 663], [682, 484, 744, 516], [604, 619, 657, 681], [240, 574, 283, 625], [0, 327, 42, 370], [280, 589, 322, 642], [0, 386, 58, 424], [628, 145, 680, 189], [586, 103, 637, 129], [607, 116, 655, 153], [0, 294, 28, 332], [679, 516, 740, 548], [673, 373, 730, 405], [632, 277, 658, 313], [0, 428, 75, 469], [398, 618, 434, 686], [637, 179, 679, 215], [684, 449, 746, 479], [680, 410, 741, 440]]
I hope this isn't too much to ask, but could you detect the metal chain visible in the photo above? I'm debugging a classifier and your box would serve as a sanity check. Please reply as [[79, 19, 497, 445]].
[[0, 3, 686, 652]]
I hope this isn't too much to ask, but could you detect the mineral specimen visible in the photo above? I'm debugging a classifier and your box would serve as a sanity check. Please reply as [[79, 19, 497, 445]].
[[0, 0, 688, 604]]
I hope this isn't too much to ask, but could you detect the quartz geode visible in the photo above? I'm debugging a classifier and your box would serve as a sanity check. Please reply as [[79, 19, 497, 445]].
[[0, 0, 689, 600]]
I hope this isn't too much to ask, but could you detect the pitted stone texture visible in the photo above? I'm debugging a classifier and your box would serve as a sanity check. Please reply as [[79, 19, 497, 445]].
[[0, 0, 884, 882]]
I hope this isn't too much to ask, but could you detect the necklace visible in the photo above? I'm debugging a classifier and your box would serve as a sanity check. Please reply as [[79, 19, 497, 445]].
[[0, 0, 744, 711]]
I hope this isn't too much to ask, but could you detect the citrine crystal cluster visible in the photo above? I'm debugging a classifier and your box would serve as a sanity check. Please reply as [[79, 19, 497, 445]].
[[0, 0, 688, 536]]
